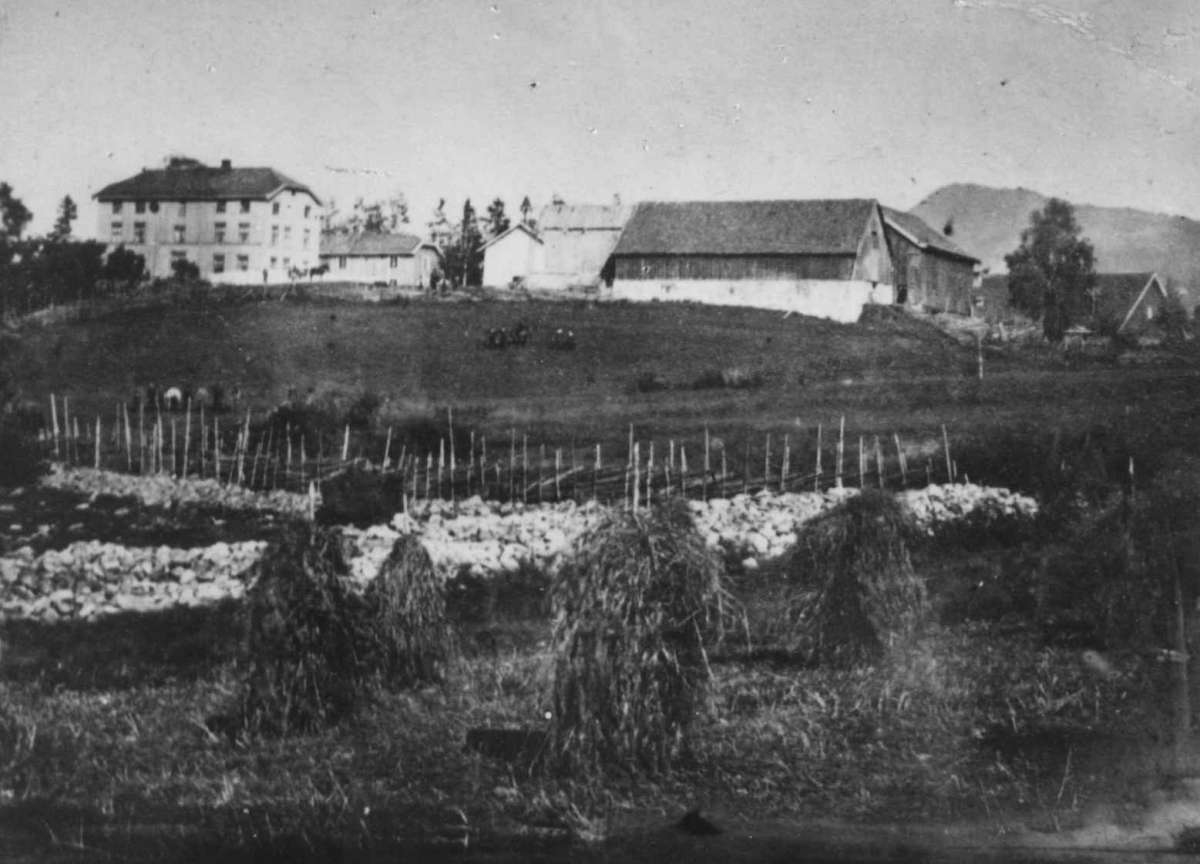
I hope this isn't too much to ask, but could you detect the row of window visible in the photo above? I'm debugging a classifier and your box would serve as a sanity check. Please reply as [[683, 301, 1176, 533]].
[[170, 251, 296, 274], [111, 221, 311, 247], [111, 201, 313, 218]]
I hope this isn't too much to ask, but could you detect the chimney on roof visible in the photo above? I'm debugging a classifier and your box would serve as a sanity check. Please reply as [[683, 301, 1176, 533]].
[[221, 159, 232, 170]]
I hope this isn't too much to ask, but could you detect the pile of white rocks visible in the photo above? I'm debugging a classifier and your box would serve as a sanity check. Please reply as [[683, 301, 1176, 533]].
[[2, 470, 1037, 623], [0, 539, 266, 622], [39, 465, 314, 516]]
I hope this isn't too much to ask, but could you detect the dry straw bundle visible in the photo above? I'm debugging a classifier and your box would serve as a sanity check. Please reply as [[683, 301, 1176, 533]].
[[547, 499, 734, 775], [785, 490, 928, 667], [238, 525, 453, 735], [360, 534, 454, 687]]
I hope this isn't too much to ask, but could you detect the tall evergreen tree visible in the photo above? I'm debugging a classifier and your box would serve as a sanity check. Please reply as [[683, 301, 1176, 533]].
[[49, 195, 77, 241]]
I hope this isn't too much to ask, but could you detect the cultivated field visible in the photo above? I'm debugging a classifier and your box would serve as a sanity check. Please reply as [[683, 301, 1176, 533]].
[[3, 295, 1200, 861]]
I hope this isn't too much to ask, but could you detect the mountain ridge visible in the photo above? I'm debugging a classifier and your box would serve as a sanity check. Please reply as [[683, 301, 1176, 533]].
[[910, 184, 1200, 304]]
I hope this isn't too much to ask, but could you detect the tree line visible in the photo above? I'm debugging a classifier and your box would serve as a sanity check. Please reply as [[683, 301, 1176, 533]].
[[0, 184, 146, 318]]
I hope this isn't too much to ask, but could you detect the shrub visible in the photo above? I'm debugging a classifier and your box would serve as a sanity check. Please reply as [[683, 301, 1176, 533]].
[[317, 463, 407, 526], [237, 524, 370, 735], [784, 491, 928, 666], [634, 370, 669, 393], [359, 535, 454, 687], [691, 366, 765, 390], [0, 422, 44, 486], [547, 499, 734, 775]]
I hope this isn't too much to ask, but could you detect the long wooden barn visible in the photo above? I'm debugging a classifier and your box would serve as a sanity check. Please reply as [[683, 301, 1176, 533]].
[[608, 199, 897, 322], [880, 207, 979, 315]]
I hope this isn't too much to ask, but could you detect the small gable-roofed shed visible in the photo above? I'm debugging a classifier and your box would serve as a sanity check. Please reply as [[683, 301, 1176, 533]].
[[482, 223, 544, 288], [1093, 272, 1169, 335], [318, 232, 440, 287]]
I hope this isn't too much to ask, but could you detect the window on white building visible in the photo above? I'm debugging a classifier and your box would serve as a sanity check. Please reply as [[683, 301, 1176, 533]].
[[214, 222, 226, 243], [110, 222, 122, 241], [270, 225, 279, 245], [338, 256, 347, 269], [236, 254, 249, 271], [240, 200, 251, 214], [216, 201, 227, 213], [269, 256, 277, 269], [173, 225, 185, 243], [238, 223, 250, 243], [389, 256, 398, 268], [303, 229, 311, 248], [213, 253, 225, 274], [135, 201, 146, 214], [272, 202, 280, 215], [133, 222, 146, 244], [304, 205, 311, 218], [112, 201, 123, 215], [283, 225, 291, 242], [179, 202, 187, 217]]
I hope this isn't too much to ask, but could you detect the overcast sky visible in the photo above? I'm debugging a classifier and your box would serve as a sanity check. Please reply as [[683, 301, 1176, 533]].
[[2, 0, 1199, 237]]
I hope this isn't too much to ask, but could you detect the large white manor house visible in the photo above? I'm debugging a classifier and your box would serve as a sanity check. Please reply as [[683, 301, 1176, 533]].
[[94, 156, 322, 284]]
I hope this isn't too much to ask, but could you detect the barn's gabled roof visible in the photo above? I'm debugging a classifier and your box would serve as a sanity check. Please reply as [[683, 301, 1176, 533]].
[[612, 199, 879, 256], [880, 207, 978, 263], [319, 232, 429, 257], [1094, 272, 1165, 331], [481, 222, 542, 250], [95, 157, 320, 204], [539, 202, 629, 231]]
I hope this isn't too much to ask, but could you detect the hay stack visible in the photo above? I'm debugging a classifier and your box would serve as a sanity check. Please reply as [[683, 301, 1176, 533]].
[[238, 524, 367, 735], [785, 490, 927, 667], [548, 499, 732, 774], [360, 535, 454, 687]]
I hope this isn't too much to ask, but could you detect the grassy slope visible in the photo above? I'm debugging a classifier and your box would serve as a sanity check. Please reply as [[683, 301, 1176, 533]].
[[8, 297, 1200, 491]]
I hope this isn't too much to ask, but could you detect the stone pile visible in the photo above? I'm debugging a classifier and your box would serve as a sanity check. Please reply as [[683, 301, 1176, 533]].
[[0, 539, 266, 622], [40, 465, 314, 516], [3, 471, 1037, 623]]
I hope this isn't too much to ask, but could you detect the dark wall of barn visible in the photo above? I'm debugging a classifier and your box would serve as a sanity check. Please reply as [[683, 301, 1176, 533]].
[[885, 231, 974, 315], [612, 254, 856, 281]]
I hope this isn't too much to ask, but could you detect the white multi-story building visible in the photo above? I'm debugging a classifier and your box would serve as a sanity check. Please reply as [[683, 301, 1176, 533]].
[[94, 156, 322, 284]]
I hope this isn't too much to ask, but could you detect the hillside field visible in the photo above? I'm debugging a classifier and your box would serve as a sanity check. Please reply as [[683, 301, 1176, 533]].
[[5, 295, 1200, 492]]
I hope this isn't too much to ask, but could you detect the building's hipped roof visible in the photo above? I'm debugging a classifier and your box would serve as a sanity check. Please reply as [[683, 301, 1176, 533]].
[[613, 199, 879, 256], [95, 158, 319, 204], [320, 232, 428, 256], [880, 207, 978, 262], [539, 202, 630, 231]]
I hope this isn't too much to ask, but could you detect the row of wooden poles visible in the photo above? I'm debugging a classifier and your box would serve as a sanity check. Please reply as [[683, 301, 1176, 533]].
[[39, 395, 962, 506]]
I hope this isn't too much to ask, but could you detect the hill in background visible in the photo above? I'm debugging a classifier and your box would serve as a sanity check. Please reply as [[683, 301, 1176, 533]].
[[911, 184, 1200, 306]]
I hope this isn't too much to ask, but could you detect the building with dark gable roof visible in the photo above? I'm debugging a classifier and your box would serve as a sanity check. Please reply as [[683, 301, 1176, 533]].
[[880, 207, 979, 315], [94, 156, 322, 283], [610, 199, 896, 322]]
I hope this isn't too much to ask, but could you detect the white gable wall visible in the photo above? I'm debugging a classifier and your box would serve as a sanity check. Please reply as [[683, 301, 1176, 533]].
[[609, 278, 894, 323]]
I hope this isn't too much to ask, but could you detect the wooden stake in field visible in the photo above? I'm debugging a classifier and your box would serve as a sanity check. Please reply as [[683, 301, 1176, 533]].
[[680, 445, 689, 498], [743, 439, 750, 495], [538, 443, 546, 504], [942, 424, 953, 483], [554, 447, 562, 501], [138, 398, 146, 475], [124, 403, 132, 472], [425, 452, 433, 501], [593, 443, 601, 502], [874, 436, 885, 489], [857, 436, 865, 488], [703, 425, 710, 501], [63, 396, 72, 464], [261, 423, 274, 489], [49, 393, 60, 459], [94, 416, 101, 470], [764, 433, 771, 494], [198, 403, 206, 478], [183, 399, 192, 479], [781, 434, 790, 492], [522, 434, 529, 504], [438, 438, 445, 500], [814, 422, 823, 492], [894, 433, 907, 487], [341, 424, 350, 463], [632, 441, 641, 510], [509, 429, 516, 503], [646, 441, 654, 504], [667, 439, 675, 498], [383, 426, 393, 469], [721, 448, 728, 498], [835, 416, 845, 489], [170, 417, 177, 477]]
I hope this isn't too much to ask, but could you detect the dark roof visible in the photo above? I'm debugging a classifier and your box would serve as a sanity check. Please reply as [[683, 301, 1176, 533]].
[[881, 207, 978, 262], [612, 199, 879, 256], [319, 232, 426, 257], [539, 202, 630, 231], [1093, 272, 1163, 327], [95, 158, 319, 204]]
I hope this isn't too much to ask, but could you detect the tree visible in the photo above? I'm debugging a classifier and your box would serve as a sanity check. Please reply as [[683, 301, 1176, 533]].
[[1158, 289, 1192, 342], [443, 199, 483, 288], [1004, 198, 1095, 342], [103, 245, 146, 290], [487, 197, 510, 237], [170, 257, 201, 281], [520, 195, 533, 226], [0, 183, 32, 241], [49, 195, 77, 242]]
